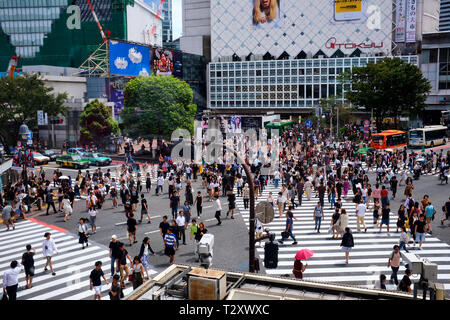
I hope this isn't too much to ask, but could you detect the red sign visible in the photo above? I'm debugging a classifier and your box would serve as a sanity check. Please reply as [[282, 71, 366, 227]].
[[325, 37, 384, 50]]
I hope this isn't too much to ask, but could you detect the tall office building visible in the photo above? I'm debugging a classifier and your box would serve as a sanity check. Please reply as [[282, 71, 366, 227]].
[[440, 0, 450, 31], [0, 0, 162, 71], [162, 0, 173, 44], [180, 0, 211, 61]]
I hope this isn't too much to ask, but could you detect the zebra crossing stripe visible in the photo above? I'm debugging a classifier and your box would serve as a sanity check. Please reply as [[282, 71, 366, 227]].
[[236, 183, 450, 296]]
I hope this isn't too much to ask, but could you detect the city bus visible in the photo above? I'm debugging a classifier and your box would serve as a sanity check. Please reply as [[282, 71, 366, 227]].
[[370, 130, 408, 150], [408, 125, 448, 148]]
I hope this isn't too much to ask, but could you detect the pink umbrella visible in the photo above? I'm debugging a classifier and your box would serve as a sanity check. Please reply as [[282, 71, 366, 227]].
[[295, 249, 314, 260]]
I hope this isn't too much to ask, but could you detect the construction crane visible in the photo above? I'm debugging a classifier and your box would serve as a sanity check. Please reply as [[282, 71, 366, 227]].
[[151, 0, 166, 38], [6, 55, 20, 80], [85, 0, 108, 42]]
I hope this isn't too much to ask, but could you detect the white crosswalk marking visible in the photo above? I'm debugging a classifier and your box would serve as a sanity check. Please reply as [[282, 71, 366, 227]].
[[236, 184, 450, 297], [0, 220, 160, 300]]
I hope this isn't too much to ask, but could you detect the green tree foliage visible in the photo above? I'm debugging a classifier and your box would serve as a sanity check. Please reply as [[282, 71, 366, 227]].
[[0, 73, 67, 148], [342, 57, 431, 131], [79, 99, 120, 145], [121, 75, 197, 140]]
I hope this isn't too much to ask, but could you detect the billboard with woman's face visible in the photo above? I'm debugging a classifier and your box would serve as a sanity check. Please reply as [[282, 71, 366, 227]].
[[252, 0, 283, 28]]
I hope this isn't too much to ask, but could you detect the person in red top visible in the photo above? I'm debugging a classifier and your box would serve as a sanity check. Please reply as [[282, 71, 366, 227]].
[[380, 185, 389, 209], [292, 259, 308, 279]]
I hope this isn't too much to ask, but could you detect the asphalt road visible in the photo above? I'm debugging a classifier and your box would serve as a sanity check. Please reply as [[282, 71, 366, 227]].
[[31, 164, 251, 273]]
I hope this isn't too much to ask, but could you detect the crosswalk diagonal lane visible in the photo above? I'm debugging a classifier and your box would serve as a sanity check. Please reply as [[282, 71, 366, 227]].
[[235, 184, 450, 296], [0, 217, 165, 300]]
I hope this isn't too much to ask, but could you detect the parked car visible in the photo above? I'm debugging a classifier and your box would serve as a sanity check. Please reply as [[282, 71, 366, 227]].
[[33, 152, 50, 165], [56, 154, 90, 169], [81, 152, 112, 166], [0, 145, 5, 164], [39, 149, 60, 161], [67, 147, 85, 156]]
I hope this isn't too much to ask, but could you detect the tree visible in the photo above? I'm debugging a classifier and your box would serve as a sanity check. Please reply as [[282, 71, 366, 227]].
[[319, 96, 356, 140], [79, 99, 120, 146], [0, 73, 67, 148], [342, 57, 431, 131], [121, 75, 197, 140]]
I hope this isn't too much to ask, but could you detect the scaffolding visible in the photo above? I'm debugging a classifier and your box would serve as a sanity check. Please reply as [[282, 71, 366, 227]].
[[73, 41, 109, 77]]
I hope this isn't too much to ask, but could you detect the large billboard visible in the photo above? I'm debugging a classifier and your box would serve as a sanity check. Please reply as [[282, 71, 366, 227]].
[[212, 0, 393, 59], [152, 48, 183, 78], [109, 40, 151, 77], [108, 78, 130, 116], [405, 0, 417, 43], [252, 0, 283, 29], [395, 0, 406, 42]]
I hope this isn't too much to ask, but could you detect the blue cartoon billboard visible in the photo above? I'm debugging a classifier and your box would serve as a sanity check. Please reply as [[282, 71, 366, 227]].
[[109, 40, 151, 77]]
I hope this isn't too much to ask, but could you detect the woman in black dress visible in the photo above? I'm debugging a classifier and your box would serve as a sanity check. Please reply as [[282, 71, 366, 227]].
[[185, 182, 193, 205], [194, 191, 203, 218]]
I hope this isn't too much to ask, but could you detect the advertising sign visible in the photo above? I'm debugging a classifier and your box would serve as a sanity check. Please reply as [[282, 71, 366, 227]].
[[11, 148, 23, 170], [109, 40, 150, 77], [152, 48, 183, 78], [333, 0, 364, 23], [241, 117, 263, 130], [406, 0, 416, 43], [252, 0, 283, 29], [37, 110, 44, 126], [109, 78, 129, 116], [395, 0, 406, 42], [230, 116, 242, 133], [25, 148, 34, 169]]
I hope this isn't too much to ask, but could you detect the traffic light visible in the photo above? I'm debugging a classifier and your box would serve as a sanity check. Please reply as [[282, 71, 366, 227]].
[[50, 118, 63, 124]]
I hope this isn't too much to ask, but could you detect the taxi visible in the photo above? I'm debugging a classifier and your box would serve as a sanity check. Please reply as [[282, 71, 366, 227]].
[[56, 154, 90, 169]]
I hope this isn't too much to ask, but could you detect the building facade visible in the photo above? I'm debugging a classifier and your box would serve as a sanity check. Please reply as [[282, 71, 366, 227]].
[[162, 0, 173, 44], [208, 55, 418, 113], [440, 0, 450, 31], [180, 0, 211, 61], [421, 32, 450, 123], [0, 0, 162, 71]]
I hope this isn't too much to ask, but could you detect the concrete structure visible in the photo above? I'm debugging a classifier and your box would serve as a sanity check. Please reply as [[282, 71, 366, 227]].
[[421, 31, 450, 124], [127, 0, 163, 47], [125, 264, 430, 300], [180, 0, 211, 61], [208, 55, 418, 113], [22, 65, 88, 148]]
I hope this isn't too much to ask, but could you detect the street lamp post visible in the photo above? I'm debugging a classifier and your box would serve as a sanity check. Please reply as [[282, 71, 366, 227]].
[[18, 123, 30, 193], [210, 142, 256, 273]]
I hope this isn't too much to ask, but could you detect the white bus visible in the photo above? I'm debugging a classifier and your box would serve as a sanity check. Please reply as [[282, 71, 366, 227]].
[[409, 125, 448, 148]]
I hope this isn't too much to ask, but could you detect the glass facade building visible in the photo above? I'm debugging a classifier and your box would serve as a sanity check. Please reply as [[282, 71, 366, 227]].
[[440, 0, 450, 31], [208, 56, 418, 110], [0, 0, 132, 71], [162, 0, 172, 44]]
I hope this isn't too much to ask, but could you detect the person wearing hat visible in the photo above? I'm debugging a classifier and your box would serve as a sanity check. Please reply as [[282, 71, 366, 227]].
[[242, 183, 250, 210], [42, 232, 58, 276], [109, 235, 121, 276]]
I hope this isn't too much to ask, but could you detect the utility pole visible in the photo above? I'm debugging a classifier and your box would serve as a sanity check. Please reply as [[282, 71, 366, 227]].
[[336, 105, 339, 142]]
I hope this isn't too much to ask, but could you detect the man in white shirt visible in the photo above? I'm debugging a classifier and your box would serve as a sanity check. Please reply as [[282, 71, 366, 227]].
[[42, 232, 58, 276], [176, 211, 187, 245], [356, 200, 368, 232], [156, 175, 164, 195], [214, 196, 222, 225], [2, 260, 23, 300]]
